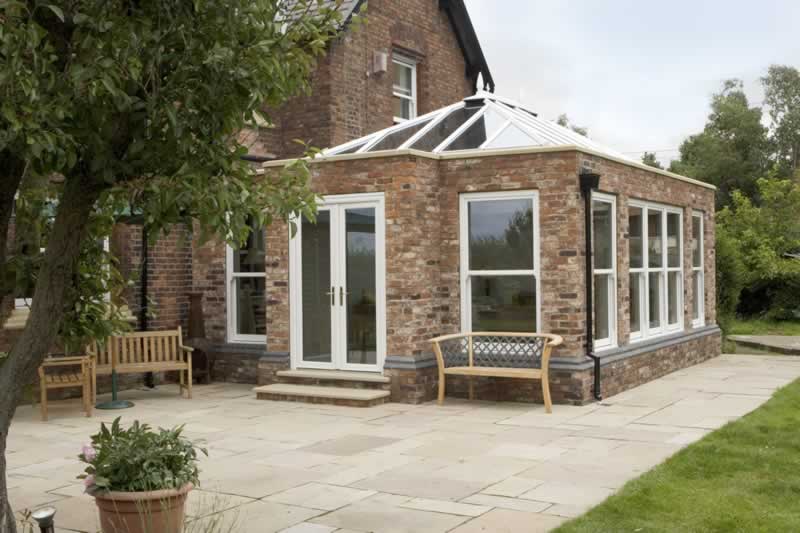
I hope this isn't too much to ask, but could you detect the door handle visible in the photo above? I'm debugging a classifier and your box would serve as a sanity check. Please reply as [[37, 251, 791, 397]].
[[325, 286, 335, 306], [340, 286, 349, 306]]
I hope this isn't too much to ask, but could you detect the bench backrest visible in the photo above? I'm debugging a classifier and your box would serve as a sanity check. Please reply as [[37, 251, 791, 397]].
[[430, 332, 563, 371], [88, 327, 185, 368]]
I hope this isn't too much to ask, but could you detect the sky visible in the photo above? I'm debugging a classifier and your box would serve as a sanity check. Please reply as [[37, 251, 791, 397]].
[[464, 0, 800, 164]]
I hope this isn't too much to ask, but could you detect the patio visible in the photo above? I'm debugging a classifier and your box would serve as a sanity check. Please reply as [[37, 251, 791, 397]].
[[8, 354, 800, 533]]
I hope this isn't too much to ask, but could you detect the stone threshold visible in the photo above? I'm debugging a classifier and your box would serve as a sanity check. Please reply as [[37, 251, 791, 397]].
[[277, 369, 390, 383]]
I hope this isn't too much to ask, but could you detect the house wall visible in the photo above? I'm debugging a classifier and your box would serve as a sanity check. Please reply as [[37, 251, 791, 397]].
[[251, 150, 719, 404], [245, 0, 474, 159]]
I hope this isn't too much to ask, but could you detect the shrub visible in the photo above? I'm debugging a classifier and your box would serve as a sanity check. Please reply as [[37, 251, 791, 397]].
[[715, 224, 747, 332], [79, 418, 206, 494]]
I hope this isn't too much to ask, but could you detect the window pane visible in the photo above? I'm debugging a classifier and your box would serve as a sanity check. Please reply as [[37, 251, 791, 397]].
[[470, 276, 537, 332], [371, 118, 431, 151], [410, 107, 479, 151], [469, 198, 534, 270], [630, 272, 642, 334], [393, 97, 413, 121], [235, 277, 266, 335], [393, 61, 413, 95], [443, 109, 507, 151], [692, 215, 702, 267], [668, 271, 680, 325], [693, 273, 702, 321], [234, 218, 265, 273], [484, 124, 534, 150], [592, 199, 613, 270], [648, 210, 663, 268], [648, 272, 661, 329], [629, 206, 643, 269], [594, 273, 611, 342], [667, 212, 681, 268]]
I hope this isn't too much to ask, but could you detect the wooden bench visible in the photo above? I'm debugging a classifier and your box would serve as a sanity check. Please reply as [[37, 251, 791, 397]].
[[430, 332, 563, 413], [87, 328, 194, 402], [37, 355, 93, 421]]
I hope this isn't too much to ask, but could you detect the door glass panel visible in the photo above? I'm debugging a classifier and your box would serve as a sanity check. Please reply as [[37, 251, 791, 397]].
[[470, 276, 537, 332], [345, 208, 377, 366], [302, 212, 333, 363]]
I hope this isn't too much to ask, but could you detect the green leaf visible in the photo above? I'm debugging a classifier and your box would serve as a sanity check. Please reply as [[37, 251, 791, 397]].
[[45, 4, 64, 21]]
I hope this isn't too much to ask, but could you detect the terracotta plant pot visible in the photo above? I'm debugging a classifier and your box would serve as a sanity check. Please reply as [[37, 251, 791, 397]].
[[94, 483, 193, 533]]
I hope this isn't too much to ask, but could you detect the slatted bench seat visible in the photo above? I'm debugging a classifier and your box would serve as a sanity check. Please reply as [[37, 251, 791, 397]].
[[430, 332, 563, 413], [37, 355, 93, 421], [87, 327, 194, 402]]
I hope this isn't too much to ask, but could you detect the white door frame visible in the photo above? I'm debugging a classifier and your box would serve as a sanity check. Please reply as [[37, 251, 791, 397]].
[[289, 192, 386, 372]]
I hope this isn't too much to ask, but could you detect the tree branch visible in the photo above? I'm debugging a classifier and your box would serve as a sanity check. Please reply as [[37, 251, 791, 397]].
[[0, 150, 26, 300]]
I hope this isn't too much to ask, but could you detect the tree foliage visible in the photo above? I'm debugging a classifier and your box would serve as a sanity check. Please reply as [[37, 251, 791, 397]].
[[641, 152, 663, 169], [669, 79, 770, 207], [762, 65, 800, 176], [717, 177, 800, 320], [0, 1, 351, 529], [556, 114, 588, 137]]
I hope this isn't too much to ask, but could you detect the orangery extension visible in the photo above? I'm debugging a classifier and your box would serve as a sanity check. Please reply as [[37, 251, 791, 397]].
[[243, 92, 720, 406]]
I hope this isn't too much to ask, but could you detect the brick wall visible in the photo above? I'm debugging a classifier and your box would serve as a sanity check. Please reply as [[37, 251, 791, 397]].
[[252, 0, 474, 159], [254, 149, 719, 403]]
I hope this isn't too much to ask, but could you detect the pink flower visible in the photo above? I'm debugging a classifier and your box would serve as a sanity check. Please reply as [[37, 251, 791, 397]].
[[83, 475, 95, 490], [81, 444, 96, 462]]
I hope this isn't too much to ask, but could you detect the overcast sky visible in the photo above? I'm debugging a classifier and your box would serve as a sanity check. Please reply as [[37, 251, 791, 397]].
[[464, 0, 800, 164]]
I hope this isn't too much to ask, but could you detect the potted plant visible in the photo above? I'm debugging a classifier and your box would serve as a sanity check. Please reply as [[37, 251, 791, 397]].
[[79, 417, 206, 533]]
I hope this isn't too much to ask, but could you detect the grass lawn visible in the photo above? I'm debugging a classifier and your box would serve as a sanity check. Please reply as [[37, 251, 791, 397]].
[[555, 377, 800, 532], [727, 317, 800, 336]]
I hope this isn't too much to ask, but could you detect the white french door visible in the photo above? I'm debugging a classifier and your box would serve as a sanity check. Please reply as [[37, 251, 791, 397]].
[[289, 193, 386, 372]]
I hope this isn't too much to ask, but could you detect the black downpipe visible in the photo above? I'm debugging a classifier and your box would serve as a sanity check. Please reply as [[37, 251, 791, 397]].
[[140, 224, 155, 389], [579, 172, 602, 401]]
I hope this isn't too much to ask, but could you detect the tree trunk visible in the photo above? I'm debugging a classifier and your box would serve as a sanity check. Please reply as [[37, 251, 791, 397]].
[[0, 150, 26, 299], [0, 172, 105, 532]]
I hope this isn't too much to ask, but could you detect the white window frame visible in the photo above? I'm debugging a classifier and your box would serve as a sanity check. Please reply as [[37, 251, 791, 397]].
[[592, 193, 617, 351], [629, 201, 684, 342], [459, 190, 541, 333], [691, 211, 705, 328], [226, 224, 267, 344], [392, 54, 417, 124]]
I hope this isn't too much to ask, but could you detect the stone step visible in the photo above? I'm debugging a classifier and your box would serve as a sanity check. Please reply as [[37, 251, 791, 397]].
[[275, 369, 390, 390], [254, 383, 390, 407]]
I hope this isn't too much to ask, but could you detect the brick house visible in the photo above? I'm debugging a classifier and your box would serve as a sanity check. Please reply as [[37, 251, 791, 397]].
[[2, 0, 721, 406]]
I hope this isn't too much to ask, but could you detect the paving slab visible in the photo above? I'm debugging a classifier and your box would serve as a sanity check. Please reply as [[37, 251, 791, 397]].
[[7, 355, 800, 533]]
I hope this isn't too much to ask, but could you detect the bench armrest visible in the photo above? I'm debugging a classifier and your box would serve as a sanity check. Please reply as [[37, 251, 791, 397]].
[[41, 356, 91, 367], [181, 345, 194, 352]]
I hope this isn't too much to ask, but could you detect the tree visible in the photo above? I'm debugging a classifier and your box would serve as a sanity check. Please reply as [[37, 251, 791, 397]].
[[556, 114, 588, 137], [669, 79, 770, 208], [762, 65, 800, 177], [641, 152, 664, 170], [716, 177, 800, 320], [0, 1, 350, 529]]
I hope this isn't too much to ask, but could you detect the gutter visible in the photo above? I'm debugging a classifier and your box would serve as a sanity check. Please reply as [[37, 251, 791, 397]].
[[579, 171, 602, 401]]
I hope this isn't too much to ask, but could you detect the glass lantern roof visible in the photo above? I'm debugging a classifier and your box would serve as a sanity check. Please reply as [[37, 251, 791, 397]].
[[322, 92, 633, 161]]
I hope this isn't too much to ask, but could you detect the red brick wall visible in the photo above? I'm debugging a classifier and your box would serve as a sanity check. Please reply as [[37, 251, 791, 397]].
[[113, 222, 193, 333], [260, 150, 717, 370], [253, 0, 474, 159], [191, 223, 228, 343]]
